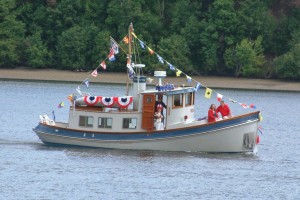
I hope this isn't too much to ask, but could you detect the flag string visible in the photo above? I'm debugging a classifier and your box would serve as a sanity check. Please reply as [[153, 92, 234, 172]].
[[131, 32, 257, 110], [72, 32, 257, 110]]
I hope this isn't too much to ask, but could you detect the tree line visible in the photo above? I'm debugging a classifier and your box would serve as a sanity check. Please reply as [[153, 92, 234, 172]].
[[1, 0, 299, 79]]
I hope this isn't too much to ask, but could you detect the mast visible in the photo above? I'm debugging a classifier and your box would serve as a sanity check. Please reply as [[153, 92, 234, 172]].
[[126, 22, 133, 96]]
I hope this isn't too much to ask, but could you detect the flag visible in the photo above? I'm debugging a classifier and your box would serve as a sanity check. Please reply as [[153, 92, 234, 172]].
[[101, 61, 106, 70], [52, 110, 55, 122], [139, 40, 145, 49], [259, 112, 263, 121], [127, 59, 134, 74], [128, 71, 134, 80], [126, 59, 131, 68], [58, 102, 64, 108], [217, 93, 223, 102], [186, 75, 192, 82], [147, 47, 154, 55], [194, 82, 201, 91], [132, 32, 137, 38], [167, 62, 175, 70], [76, 86, 82, 96], [256, 135, 260, 144], [110, 38, 119, 54], [229, 98, 237, 103], [205, 88, 212, 98], [91, 69, 98, 77], [239, 103, 248, 108], [176, 69, 182, 77], [83, 79, 89, 88], [67, 94, 73, 102], [157, 55, 164, 64], [108, 50, 116, 62], [123, 36, 129, 44], [258, 126, 263, 135]]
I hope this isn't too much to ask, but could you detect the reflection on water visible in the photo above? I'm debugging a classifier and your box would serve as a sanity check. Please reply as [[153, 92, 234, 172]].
[[0, 80, 300, 199]]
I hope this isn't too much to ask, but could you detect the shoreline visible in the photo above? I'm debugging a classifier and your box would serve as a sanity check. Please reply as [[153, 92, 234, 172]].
[[1, 68, 299, 92]]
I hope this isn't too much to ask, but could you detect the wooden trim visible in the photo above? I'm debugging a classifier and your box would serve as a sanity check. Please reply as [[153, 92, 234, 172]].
[[172, 94, 184, 109]]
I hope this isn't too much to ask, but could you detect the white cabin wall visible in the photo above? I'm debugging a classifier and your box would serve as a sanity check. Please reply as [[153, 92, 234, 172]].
[[165, 94, 195, 128], [68, 109, 144, 132]]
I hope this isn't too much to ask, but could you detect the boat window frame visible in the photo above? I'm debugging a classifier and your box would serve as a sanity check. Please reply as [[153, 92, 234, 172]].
[[79, 116, 94, 127], [185, 92, 194, 107], [98, 117, 113, 129], [122, 118, 137, 129], [172, 94, 183, 109]]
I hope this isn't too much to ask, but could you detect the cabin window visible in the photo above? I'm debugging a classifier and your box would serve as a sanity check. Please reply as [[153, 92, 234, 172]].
[[173, 94, 183, 108], [79, 116, 94, 127], [123, 118, 137, 129], [185, 92, 194, 106], [98, 117, 113, 128]]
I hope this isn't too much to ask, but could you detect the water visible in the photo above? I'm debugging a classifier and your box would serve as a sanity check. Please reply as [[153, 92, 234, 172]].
[[0, 80, 300, 200]]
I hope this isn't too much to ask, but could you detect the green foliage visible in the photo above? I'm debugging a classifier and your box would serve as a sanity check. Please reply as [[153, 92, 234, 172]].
[[274, 44, 300, 79], [0, 0, 25, 68], [24, 31, 50, 68], [57, 26, 89, 70], [224, 36, 265, 77], [274, 29, 300, 79], [157, 34, 191, 75], [0, 0, 298, 79], [199, 0, 240, 74]]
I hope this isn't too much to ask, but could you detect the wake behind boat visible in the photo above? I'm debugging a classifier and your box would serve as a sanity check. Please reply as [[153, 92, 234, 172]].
[[33, 23, 262, 153]]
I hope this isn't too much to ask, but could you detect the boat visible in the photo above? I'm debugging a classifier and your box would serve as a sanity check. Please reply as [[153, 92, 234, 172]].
[[33, 23, 261, 153]]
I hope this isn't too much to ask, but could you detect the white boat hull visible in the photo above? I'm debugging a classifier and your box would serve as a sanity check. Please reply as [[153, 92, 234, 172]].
[[34, 119, 258, 153]]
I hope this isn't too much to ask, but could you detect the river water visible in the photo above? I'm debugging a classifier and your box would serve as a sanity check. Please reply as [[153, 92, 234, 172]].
[[0, 80, 299, 200]]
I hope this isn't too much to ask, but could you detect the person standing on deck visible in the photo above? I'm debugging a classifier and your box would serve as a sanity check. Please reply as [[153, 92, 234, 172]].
[[154, 94, 167, 125], [155, 95, 166, 116], [154, 107, 164, 130]]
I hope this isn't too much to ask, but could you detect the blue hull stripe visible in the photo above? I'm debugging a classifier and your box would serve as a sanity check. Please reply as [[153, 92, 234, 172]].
[[33, 112, 259, 141]]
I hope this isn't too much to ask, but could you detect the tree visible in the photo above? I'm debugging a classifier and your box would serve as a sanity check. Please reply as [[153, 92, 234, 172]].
[[236, 0, 276, 53], [157, 34, 192, 75], [0, 0, 25, 68], [199, 0, 239, 74], [274, 29, 300, 79], [24, 31, 50, 68], [57, 26, 89, 70], [224, 36, 265, 77]]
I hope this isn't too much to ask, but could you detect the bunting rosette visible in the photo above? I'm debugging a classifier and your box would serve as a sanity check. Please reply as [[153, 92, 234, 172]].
[[84, 96, 101, 106], [115, 96, 133, 108], [101, 97, 115, 107]]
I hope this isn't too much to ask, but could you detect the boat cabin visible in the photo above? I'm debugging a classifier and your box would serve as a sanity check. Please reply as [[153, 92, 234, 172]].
[[67, 84, 198, 132]]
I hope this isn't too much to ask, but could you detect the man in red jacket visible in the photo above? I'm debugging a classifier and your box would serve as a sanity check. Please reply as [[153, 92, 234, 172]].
[[216, 100, 232, 119]]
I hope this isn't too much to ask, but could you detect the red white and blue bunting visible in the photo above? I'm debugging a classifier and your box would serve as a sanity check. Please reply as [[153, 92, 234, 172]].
[[115, 96, 133, 108], [101, 97, 115, 107], [77, 96, 134, 108], [84, 96, 101, 106]]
